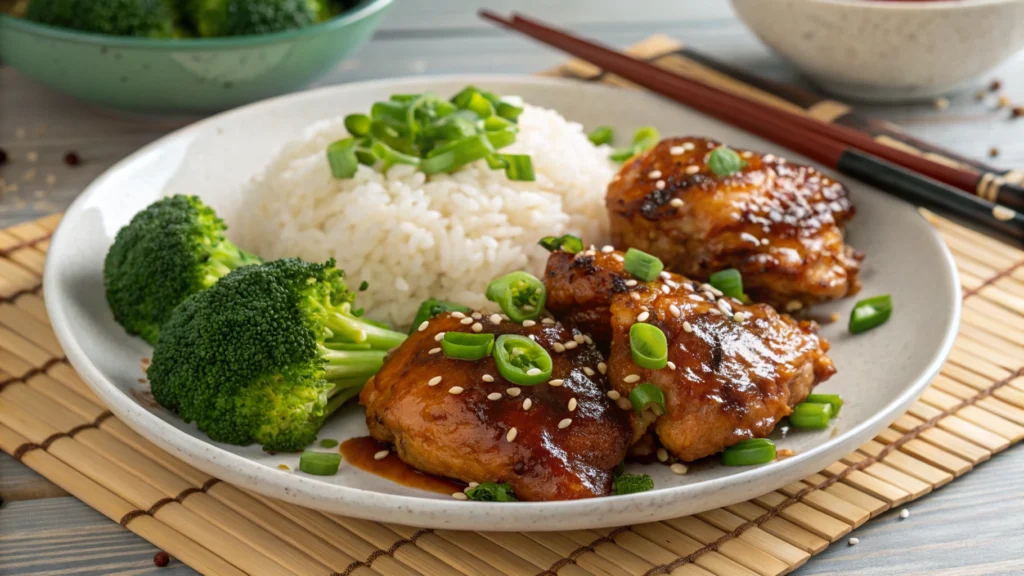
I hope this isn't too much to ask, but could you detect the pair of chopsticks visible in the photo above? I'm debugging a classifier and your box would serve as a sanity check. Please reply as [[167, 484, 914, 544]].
[[480, 11, 1024, 242]]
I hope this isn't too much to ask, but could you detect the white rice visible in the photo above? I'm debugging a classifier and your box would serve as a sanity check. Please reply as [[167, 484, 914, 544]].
[[237, 105, 616, 328]]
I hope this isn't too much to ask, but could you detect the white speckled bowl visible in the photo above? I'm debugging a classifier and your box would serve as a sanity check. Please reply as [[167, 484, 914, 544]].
[[731, 0, 1024, 102], [45, 76, 960, 531]]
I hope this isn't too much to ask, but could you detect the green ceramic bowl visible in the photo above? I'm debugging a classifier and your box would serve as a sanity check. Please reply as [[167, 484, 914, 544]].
[[0, 0, 392, 113]]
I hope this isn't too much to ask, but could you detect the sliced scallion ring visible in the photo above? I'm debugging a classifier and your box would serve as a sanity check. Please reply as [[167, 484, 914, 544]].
[[789, 402, 833, 429], [299, 451, 341, 475], [442, 332, 495, 361], [326, 139, 359, 179], [623, 248, 664, 282], [629, 323, 668, 369], [721, 438, 776, 466], [849, 295, 892, 334], [485, 272, 546, 322], [500, 154, 535, 182], [628, 383, 666, 417], [409, 298, 471, 334], [493, 334, 553, 386], [588, 126, 614, 146], [344, 113, 371, 137], [709, 268, 745, 301], [708, 146, 745, 177]]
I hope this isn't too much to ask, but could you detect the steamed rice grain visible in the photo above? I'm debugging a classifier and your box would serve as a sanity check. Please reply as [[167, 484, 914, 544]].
[[238, 104, 615, 328]]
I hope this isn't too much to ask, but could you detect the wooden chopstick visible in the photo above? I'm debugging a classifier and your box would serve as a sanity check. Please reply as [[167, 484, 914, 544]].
[[480, 10, 1024, 241]]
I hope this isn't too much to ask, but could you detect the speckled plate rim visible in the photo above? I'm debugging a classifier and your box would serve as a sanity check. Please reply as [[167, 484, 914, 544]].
[[44, 75, 961, 531]]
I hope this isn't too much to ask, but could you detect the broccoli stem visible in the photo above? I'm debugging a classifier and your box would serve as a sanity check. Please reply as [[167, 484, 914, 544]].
[[319, 347, 388, 380], [201, 241, 260, 287], [327, 311, 407, 349], [324, 385, 363, 416]]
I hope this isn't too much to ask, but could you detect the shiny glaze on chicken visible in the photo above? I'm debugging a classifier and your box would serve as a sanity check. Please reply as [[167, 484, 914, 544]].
[[607, 136, 862, 310], [360, 313, 632, 501], [545, 249, 836, 461]]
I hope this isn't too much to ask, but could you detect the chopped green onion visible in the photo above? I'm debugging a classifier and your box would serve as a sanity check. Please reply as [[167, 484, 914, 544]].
[[355, 149, 377, 166], [486, 272, 546, 322], [789, 402, 833, 429], [630, 323, 668, 369], [358, 281, 369, 291], [326, 139, 359, 179], [849, 295, 892, 334], [609, 147, 638, 162], [450, 85, 480, 108], [609, 126, 661, 162], [539, 234, 585, 254], [345, 113, 371, 137], [420, 151, 456, 175], [409, 298, 471, 334], [493, 334, 553, 386], [319, 439, 339, 448], [623, 248, 664, 282], [465, 481, 517, 502], [389, 94, 419, 103], [427, 134, 493, 170], [495, 100, 523, 122], [466, 91, 494, 119], [442, 332, 495, 361], [708, 146, 745, 177], [805, 394, 843, 417], [500, 154, 535, 181], [721, 438, 776, 466], [485, 128, 517, 150], [483, 115, 515, 132], [614, 473, 654, 495], [485, 154, 509, 170], [588, 125, 615, 146], [371, 141, 420, 172], [628, 383, 666, 416], [709, 268, 745, 301], [539, 236, 561, 252], [299, 451, 341, 475]]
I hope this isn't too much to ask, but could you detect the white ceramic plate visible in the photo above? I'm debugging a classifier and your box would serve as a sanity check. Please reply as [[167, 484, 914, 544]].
[[45, 76, 960, 531]]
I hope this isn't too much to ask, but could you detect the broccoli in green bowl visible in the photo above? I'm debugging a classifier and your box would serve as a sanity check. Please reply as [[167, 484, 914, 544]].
[[25, 0, 183, 37]]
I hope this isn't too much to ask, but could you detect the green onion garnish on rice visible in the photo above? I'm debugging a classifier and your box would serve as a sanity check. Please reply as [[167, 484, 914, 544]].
[[328, 86, 535, 181]]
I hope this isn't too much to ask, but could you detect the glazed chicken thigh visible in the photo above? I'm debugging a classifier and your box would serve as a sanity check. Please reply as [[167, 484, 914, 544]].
[[607, 137, 862, 310], [545, 249, 836, 461], [360, 312, 632, 501]]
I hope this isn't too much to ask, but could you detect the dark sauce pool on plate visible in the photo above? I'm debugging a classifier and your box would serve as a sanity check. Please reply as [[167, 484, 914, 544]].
[[340, 437, 463, 495]]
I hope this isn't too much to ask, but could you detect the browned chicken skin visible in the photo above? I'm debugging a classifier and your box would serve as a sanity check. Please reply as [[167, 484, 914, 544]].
[[360, 313, 632, 501], [545, 249, 836, 462], [607, 137, 862, 310]]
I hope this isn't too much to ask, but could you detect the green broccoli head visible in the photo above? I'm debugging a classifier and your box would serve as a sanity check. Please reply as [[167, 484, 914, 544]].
[[613, 473, 654, 495], [26, 0, 181, 37], [190, 0, 331, 37], [148, 258, 407, 452], [103, 195, 261, 345]]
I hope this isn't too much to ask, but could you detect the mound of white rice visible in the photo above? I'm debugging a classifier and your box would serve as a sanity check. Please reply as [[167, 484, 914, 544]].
[[237, 105, 616, 328]]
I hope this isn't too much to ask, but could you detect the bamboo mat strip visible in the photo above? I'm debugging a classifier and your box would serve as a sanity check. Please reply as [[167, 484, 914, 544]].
[[2, 39, 1023, 576]]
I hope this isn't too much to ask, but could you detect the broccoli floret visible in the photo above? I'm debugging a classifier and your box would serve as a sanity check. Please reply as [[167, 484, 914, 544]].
[[147, 258, 407, 452], [190, 0, 331, 37], [103, 195, 261, 345], [464, 482, 517, 502], [614, 473, 654, 495], [26, 0, 181, 37]]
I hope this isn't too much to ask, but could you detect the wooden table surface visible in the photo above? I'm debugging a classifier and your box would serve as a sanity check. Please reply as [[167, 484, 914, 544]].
[[2, 1, 1023, 574]]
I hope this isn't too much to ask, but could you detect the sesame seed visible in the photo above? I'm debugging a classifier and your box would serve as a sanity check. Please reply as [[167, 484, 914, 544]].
[[482, 374, 494, 382], [670, 463, 688, 475], [434, 332, 445, 342], [553, 342, 566, 353], [487, 392, 503, 401], [526, 368, 541, 376], [625, 279, 638, 287], [468, 481, 479, 488], [448, 386, 465, 395], [657, 448, 668, 462], [733, 312, 745, 323], [490, 314, 502, 325], [613, 254, 624, 262], [900, 509, 910, 519], [549, 379, 564, 386], [670, 304, 681, 318], [428, 376, 442, 386], [472, 312, 482, 320], [848, 537, 859, 546], [785, 300, 804, 312], [624, 374, 641, 383], [568, 398, 578, 411], [601, 245, 614, 253], [709, 308, 721, 315], [655, 180, 666, 190], [472, 322, 483, 333], [460, 317, 474, 325], [630, 292, 641, 301], [670, 146, 684, 155], [617, 398, 632, 410], [683, 321, 693, 333], [573, 334, 586, 344], [523, 319, 536, 327], [598, 362, 607, 374], [637, 311, 650, 322], [418, 321, 429, 332], [558, 418, 572, 429], [608, 390, 621, 400], [683, 142, 695, 151], [669, 198, 684, 208], [542, 318, 556, 325], [584, 335, 593, 345], [507, 387, 521, 397], [703, 291, 717, 302], [705, 284, 723, 297], [686, 165, 700, 174], [374, 450, 389, 460], [564, 340, 578, 350], [523, 398, 533, 410], [648, 170, 662, 179], [689, 294, 704, 302], [993, 206, 1017, 221], [429, 347, 441, 354], [661, 284, 671, 294], [506, 427, 518, 442], [718, 300, 733, 315], [583, 367, 595, 376], [452, 311, 466, 319], [667, 361, 677, 370], [452, 491, 469, 500]]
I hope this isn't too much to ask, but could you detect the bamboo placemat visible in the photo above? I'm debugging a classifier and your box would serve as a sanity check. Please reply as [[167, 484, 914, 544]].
[[1, 39, 1023, 576]]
